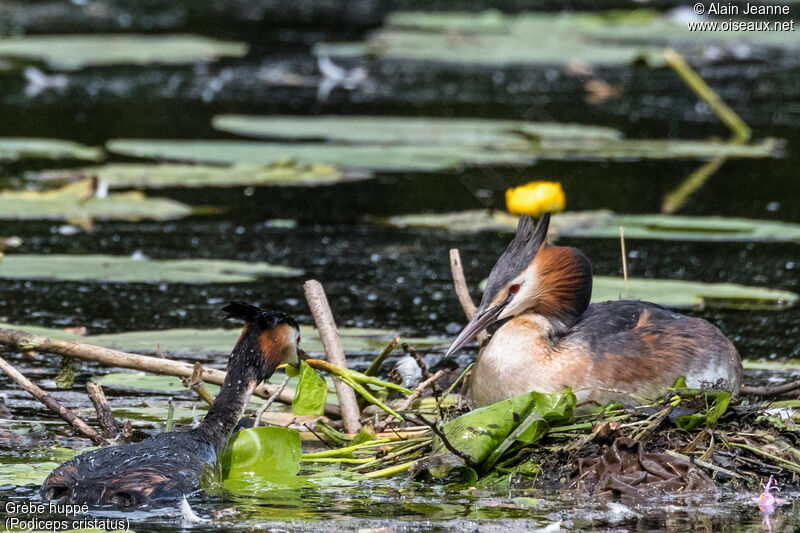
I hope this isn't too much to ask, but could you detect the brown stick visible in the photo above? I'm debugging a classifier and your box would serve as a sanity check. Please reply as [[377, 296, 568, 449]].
[[253, 374, 291, 428], [449, 249, 487, 345], [0, 354, 107, 446], [303, 280, 361, 433], [0, 326, 340, 417], [86, 381, 120, 439], [741, 380, 800, 397], [396, 369, 445, 414], [181, 362, 215, 406]]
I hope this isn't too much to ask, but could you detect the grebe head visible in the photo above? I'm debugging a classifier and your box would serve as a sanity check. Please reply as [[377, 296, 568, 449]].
[[445, 212, 592, 357], [222, 301, 301, 382]]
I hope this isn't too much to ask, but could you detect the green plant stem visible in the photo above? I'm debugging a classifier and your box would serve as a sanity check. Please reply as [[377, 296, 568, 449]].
[[363, 459, 415, 479], [365, 336, 399, 377], [354, 440, 432, 471], [664, 48, 750, 142], [305, 358, 407, 420], [662, 156, 726, 214], [547, 414, 630, 434], [728, 442, 800, 474], [301, 457, 372, 464], [301, 438, 393, 459]]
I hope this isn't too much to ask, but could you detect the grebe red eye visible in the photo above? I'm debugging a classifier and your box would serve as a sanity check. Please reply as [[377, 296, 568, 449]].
[[509, 284, 520, 294]]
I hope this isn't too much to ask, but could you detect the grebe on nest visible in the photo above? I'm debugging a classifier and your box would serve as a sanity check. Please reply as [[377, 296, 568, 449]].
[[40, 302, 300, 507], [446, 213, 742, 408]]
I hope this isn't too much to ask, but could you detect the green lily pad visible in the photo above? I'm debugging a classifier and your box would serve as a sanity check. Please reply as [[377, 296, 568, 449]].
[[0, 181, 191, 221], [212, 115, 622, 146], [0, 462, 62, 486], [0, 254, 303, 283], [106, 139, 533, 172], [0, 34, 247, 70], [0, 323, 448, 356], [211, 115, 777, 160], [386, 210, 800, 242], [316, 10, 800, 67], [0, 138, 103, 162], [221, 427, 301, 485], [474, 275, 796, 311], [441, 389, 575, 466], [592, 276, 797, 310], [292, 361, 328, 416], [28, 163, 370, 189]]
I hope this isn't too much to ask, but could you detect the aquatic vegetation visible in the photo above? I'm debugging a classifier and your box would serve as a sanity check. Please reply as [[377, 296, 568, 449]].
[[0, 179, 191, 221], [386, 209, 800, 242], [0, 34, 247, 70], [0, 254, 303, 283]]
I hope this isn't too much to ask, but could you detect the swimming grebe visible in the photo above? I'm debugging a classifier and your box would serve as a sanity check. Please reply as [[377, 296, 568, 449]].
[[446, 213, 742, 408], [40, 302, 300, 507]]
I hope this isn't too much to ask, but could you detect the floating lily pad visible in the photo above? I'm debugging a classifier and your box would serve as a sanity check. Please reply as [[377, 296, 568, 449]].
[[221, 426, 301, 486], [0, 254, 303, 283], [0, 34, 247, 70], [475, 275, 796, 311], [0, 462, 62, 486], [0, 323, 447, 356], [0, 138, 103, 162], [106, 136, 776, 171], [316, 10, 800, 67], [212, 115, 622, 146], [386, 210, 800, 242], [592, 277, 797, 310], [28, 163, 370, 189], [0, 180, 191, 221], [106, 139, 533, 172]]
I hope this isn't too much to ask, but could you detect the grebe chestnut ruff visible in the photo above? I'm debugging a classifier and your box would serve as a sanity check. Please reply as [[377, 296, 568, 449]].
[[446, 213, 742, 408], [40, 302, 300, 508]]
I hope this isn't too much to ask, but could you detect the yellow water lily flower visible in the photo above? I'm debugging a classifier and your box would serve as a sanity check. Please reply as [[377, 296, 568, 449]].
[[505, 181, 566, 216]]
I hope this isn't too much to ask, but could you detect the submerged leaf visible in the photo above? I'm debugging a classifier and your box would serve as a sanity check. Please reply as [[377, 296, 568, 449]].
[[0, 34, 247, 70], [0, 254, 303, 283], [220, 426, 302, 484], [292, 361, 328, 416]]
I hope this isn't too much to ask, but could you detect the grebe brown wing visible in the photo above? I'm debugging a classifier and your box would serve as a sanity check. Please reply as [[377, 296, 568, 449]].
[[557, 299, 741, 396]]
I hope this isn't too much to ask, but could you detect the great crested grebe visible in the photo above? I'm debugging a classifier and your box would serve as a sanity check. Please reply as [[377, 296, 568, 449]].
[[446, 213, 742, 408], [40, 302, 300, 508]]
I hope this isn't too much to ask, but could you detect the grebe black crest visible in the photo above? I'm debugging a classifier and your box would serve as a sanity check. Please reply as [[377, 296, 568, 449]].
[[446, 213, 742, 408], [40, 302, 300, 508]]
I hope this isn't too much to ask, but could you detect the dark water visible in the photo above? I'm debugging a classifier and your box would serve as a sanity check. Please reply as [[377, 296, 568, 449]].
[[1, 1, 799, 531]]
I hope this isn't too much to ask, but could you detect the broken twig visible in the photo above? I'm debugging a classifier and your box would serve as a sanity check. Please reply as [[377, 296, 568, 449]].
[[253, 374, 291, 427], [0, 354, 107, 446], [86, 381, 120, 439]]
